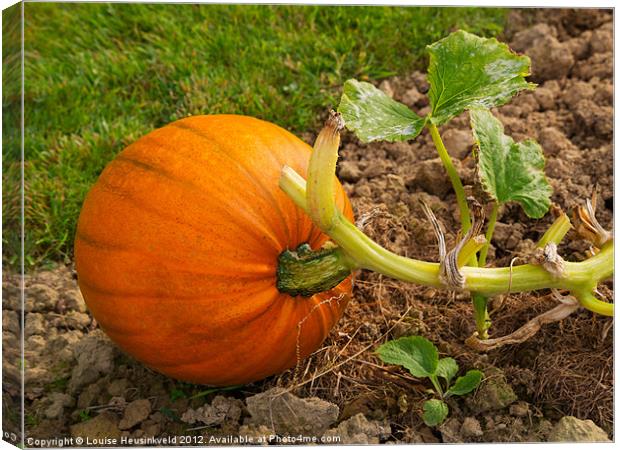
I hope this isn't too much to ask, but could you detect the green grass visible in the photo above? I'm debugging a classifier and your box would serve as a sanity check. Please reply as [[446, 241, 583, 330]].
[[2, 3, 507, 269]]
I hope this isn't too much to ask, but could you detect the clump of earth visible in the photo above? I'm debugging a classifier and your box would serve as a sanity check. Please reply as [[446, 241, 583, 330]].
[[3, 8, 612, 445]]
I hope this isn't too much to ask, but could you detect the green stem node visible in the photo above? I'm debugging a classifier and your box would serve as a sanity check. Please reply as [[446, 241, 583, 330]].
[[276, 243, 355, 297]]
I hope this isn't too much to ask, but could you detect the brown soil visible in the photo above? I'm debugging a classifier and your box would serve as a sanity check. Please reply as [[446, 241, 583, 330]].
[[4, 8, 613, 446]]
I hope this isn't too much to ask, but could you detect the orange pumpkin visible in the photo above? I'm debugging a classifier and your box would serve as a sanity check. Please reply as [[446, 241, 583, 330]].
[[74, 115, 354, 386]]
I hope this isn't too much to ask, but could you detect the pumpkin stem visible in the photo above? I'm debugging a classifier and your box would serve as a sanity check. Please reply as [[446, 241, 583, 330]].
[[276, 243, 355, 297]]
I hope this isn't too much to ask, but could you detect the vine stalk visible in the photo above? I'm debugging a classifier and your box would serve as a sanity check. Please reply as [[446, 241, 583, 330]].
[[278, 115, 613, 317]]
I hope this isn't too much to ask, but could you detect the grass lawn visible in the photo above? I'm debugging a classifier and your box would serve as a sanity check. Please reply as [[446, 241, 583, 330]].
[[2, 3, 507, 269]]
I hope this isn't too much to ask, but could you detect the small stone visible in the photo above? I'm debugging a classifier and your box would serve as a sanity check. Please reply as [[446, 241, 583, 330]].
[[548, 416, 610, 442], [119, 399, 151, 430], [323, 413, 390, 445], [70, 411, 121, 441], [460, 417, 483, 438], [246, 387, 339, 436]]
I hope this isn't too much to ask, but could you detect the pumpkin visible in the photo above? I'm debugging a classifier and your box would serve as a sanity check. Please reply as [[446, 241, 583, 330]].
[[74, 115, 354, 386]]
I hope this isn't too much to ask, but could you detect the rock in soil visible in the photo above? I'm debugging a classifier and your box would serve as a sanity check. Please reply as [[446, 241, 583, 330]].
[[245, 387, 339, 436], [461, 417, 484, 438], [548, 416, 610, 442], [466, 370, 517, 414], [68, 330, 117, 394], [323, 413, 391, 444], [118, 399, 152, 430], [70, 411, 121, 441], [180, 395, 243, 426]]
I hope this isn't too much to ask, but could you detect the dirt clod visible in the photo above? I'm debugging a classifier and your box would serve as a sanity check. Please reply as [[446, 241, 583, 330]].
[[245, 388, 339, 436], [181, 395, 243, 427], [323, 413, 390, 444], [548, 416, 611, 442], [118, 399, 152, 430], [68, 330, 117, 394], [461, 417, 484, 438], [69, 411, 121, 441], [467, 370, 518, 414]]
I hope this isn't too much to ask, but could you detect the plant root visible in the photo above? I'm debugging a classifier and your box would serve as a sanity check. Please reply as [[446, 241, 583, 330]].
[[465, 292, 580, 351]]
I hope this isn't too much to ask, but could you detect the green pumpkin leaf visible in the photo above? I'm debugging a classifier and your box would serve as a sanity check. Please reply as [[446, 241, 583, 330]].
[[338, 79, 426, 143], [422, 399, 449, 427], [377, 336, 438, 378], [436, 357, 459, 385], [470, 108, 552, 218], [427, 30, 535, 125], [447, 370, 484, 397]]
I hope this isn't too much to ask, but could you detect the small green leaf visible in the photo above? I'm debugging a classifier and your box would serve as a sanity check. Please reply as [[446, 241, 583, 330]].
[[338, 79, 426, 143], [422, 399, 449, 427], [470, 108, 552, 218], [447, 370, 484, 396], [377, 336, 438, 378], [436, 357, 459, 385], [427, 30, 535, 125]]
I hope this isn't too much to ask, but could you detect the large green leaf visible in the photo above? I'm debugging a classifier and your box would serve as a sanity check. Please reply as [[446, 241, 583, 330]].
[[470, 108, 552, 218], [427, 30, 534, 125], [377, 336, 438, 378], [422, 399, 449, 427], [447, 370, 484, 397], [338, 79, 426, 143]]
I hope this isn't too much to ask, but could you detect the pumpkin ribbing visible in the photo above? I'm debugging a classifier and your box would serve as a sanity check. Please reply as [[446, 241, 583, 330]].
[[74, 115, 353, 386]]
